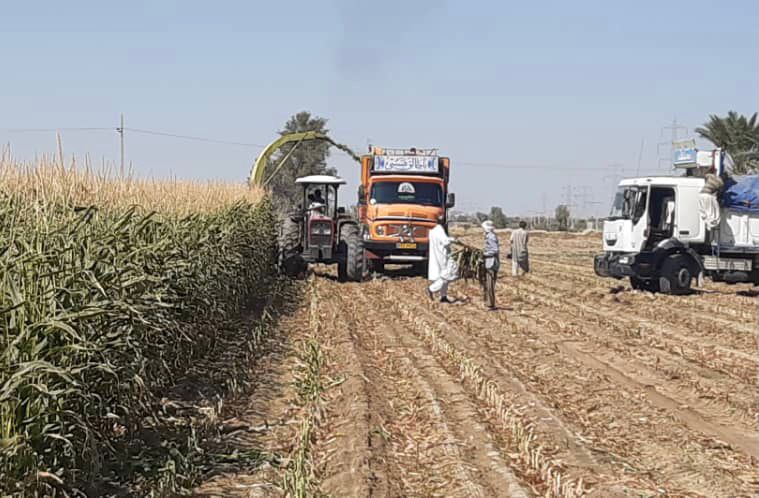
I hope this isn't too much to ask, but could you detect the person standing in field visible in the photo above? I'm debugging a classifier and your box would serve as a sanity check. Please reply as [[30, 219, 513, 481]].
[[427, 215, 457, 303], [481, 220, 500, 310], [510, 220, 530, 276]]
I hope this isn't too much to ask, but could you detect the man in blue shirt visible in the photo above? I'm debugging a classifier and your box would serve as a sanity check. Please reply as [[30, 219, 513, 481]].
[[481, 220, 500, 310]]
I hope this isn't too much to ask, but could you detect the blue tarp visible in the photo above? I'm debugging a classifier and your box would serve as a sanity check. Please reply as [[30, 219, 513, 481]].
[[722, 175, 759, 212]]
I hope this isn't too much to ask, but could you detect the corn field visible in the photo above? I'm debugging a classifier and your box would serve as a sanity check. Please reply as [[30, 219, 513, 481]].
[[0, 158, 284, 495]]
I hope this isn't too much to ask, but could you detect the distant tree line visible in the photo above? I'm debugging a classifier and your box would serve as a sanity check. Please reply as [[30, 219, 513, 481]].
[[450, 204, 600, 232]]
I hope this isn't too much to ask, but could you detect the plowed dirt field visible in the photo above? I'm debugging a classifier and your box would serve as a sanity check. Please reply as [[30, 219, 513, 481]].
[[193, 231, 758, 497]]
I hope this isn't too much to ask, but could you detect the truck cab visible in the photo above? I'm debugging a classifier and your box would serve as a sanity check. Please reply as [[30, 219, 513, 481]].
[[358, 147, 454, 272], [596, 177, 707, 293], [595, 147, 759, 293]]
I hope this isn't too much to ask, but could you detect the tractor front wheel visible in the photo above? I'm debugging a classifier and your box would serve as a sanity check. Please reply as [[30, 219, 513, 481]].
[[279, 216, 307, 279]]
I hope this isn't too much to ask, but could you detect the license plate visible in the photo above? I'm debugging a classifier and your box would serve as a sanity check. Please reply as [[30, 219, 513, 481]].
[[397, 242, 417, 249]]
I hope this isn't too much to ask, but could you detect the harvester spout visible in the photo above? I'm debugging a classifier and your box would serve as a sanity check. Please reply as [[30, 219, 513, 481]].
[[249, 132, 360, 187]]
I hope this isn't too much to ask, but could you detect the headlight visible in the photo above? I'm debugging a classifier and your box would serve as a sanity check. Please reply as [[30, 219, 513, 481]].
[[310, 224, 331, 235], [376, 225, 385, 236]]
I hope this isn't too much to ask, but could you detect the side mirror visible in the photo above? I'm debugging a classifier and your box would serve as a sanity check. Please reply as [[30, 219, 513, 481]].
[[337, 206, 346, 215], [358, 185, 366, 205], [446, 192, 456, 208]]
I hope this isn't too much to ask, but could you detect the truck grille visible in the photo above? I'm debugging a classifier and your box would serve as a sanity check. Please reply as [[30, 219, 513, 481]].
[[376, 224, 429, 239], [702, 256, 752, 271], [309, 234, 332, 247]]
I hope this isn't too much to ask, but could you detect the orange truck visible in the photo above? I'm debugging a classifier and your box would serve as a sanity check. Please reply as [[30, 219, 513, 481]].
[[358, 147, 455, 273]]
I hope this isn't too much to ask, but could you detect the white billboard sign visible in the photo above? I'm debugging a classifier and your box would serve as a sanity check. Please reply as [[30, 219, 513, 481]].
[[374, 155, 438, 173]]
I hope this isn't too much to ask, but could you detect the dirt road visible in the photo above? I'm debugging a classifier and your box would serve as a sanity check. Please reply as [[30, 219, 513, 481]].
[[194, 232, 758, 497]]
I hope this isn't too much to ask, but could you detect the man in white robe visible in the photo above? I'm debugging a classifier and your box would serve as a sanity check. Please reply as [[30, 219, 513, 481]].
[[427, 216, 457, 303]]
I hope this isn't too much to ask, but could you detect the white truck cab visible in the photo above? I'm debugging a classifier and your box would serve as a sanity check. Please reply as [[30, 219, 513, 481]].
[[595, 148, 759, 293], [602, 177, 705, 251]]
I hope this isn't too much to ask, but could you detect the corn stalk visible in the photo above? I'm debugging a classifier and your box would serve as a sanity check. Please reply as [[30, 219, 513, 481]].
[[452, 242, 486, 289], [0, 160, 283, 496]]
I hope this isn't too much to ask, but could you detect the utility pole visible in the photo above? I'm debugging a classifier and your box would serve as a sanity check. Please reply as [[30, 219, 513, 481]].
[[117, 114, 125, 174], [635, 138, 645, 175], [657, 117, 687, 171], [562, 184, 575, 230], [602, 163, 625, 198]]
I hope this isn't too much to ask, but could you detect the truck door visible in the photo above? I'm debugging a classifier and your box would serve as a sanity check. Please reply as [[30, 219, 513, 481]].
[[675, 185, 705, 243], [646, 186, 676, 248]]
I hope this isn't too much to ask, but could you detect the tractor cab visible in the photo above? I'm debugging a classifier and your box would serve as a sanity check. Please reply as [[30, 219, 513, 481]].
[[296, 175, 346, 260], [301, 177, 339, 217], [279, 175, 364, 281]]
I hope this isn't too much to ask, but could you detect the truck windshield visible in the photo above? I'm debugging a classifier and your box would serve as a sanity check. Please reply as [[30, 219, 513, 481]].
[[608, 186, 647, 223], [371, 181, 443, 206]]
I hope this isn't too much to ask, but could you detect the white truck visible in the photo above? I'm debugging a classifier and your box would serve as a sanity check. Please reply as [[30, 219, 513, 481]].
[[594, 148, 759, 294]]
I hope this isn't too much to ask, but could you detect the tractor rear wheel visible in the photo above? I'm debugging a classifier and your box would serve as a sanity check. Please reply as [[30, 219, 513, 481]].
[[279, 216, 307, 278], [338, 224, 364, 282]]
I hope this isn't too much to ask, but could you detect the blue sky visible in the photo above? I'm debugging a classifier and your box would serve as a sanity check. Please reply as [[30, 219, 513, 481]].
[[0, 0, 756, 215]]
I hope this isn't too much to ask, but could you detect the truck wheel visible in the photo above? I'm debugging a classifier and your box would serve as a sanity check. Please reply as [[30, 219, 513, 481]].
[[338, 224, 364, 282], [412, 260, 428, 276], [279, 216, 307, 278], [368, 259, 385, 274], [630, 276, 658, 293], [658, 254, 693, 295], [630, 276, 646, 291]]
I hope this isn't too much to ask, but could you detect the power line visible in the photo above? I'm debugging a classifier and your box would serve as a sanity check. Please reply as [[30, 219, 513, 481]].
[[460, 161, 662, 173], [124, 127, 266, 148], [0, 122, 674, 178], [0, 127, 114, 132]]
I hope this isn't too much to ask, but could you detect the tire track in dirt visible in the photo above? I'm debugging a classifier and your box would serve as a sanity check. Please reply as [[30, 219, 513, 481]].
[[533, 263, 758, 338], [381, 277, 757, 496], [387, 297, 589, 497], [509, 276, 757, 383], [543, 268, 758, 320], [526, 246, 758, 313], [486, 284, 757, 433], [488, 277, 759, 427], [312, 278, 373, 497], [397, 294, 606, 478], [556, 340, 757, 456]]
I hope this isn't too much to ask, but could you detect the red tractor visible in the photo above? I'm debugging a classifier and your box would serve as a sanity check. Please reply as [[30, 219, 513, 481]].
[[279, 175, 364, 281]]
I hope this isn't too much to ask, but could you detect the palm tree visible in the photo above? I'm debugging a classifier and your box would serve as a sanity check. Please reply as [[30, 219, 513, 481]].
[[695, 111, 759, 174]]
